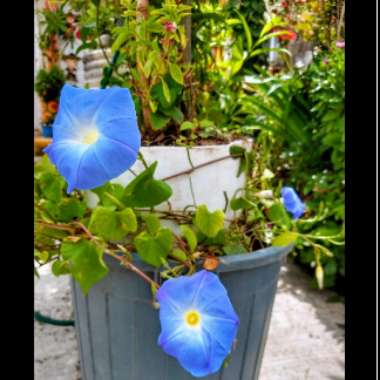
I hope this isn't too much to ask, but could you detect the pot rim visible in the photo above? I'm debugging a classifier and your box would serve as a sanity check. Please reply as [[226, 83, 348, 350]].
[[106, 244, 294, 275], [139, 138, 253, 151]]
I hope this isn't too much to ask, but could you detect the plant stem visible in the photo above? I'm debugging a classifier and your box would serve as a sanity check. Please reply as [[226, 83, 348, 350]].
[[104, 191, 125, 209], [106, 250, 160, 289], [72, 221, 93, 239], [137, 209, 192, 220], [136, 0, 152, 131], [337, 1, 345, 39], [95, 0, 112, 66], [160, 155, 232, 181], [138, 151, 149, 169], [37, 221, 75, 233]]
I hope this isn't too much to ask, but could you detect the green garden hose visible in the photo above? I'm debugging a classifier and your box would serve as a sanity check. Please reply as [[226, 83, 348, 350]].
[[34, 311, 75, 327]]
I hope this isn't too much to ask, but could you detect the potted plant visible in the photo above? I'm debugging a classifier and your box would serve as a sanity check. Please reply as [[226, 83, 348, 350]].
[[35, 65, 65, 137], [33, 1, 314, 379]]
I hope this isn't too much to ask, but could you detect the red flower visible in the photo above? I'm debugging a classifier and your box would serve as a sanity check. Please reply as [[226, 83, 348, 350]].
[[164, 21, 177, 33], [278, 28, 297, 41], [75, 28, 81, 40], [281, 1, 289, 7]]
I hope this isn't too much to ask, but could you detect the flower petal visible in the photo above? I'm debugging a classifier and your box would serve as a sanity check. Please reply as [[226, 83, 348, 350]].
[[94, 135, 139, 179], [44, 141, 87, 192], [100, 117, 140, 153], [159, 326, 213, 378], [190, 270, 229, 311], [58, 84, 114, 127], [73, 144, 113, 190], [281, 186, 305, 219], [202, 312, 239, 352], [94, 87, 137, 126], [156, 270, 210, 314]]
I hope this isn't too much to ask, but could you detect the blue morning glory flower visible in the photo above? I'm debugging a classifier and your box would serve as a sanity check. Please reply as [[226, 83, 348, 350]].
[[281, 186, 306, 219], [156, 270, 239, 378], [44, 84, 141, 192]]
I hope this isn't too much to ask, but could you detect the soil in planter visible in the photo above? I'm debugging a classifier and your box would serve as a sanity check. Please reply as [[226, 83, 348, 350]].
[[141, 123, 245, 146]]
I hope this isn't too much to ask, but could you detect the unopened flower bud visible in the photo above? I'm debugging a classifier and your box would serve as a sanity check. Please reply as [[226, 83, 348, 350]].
[[315, 265, 324, 289]]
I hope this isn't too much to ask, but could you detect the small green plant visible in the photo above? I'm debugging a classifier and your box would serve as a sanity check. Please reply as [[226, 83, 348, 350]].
[[35, 65, 66, 103], [38, 4, 68, 50]]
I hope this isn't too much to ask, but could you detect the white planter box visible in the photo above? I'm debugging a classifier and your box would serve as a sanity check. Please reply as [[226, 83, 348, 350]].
[[86, 139, 252, 220]]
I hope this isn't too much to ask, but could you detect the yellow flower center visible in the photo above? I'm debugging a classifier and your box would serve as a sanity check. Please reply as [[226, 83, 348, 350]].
[[185, 310, 201, 328], [83, 130, 99, 145]]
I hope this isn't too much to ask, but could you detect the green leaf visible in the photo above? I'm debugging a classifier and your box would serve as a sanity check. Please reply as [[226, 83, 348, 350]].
[[142, 214, 161, 235], [91, 183, 125, 208], [171, 248, 187, 262], [162, 107, 184, 123], [223, 242, 247, 255], [268, 202, 291, 229], [39, 172, 65, 202], [52, 260, 71, 276], [123, 162, 173, 207], [324, 260, 337, 276], [151, 76, 182, 109], [199, 119, 214, 128], [312, 223, 342, 238], [202, 229, 226, 245], [150, 112, 171, 130], [229, 145, 246, 157], [61, 240, 108, 295], [161, 78, 171, 103], [35, 155, 58, 177], [230, 197, 254, 211], [272, 231, 298, 246], [194, 205, 225, 238], [119, 208, 137, 233], [112, 29, 128, 53], [234, 10, 252, 51], [35, 249, 50, 263], [57, 198, 86, 223], [180, 121, 195, 131], [134, 228, 173, 267], [169, 63, 184, 85], [180, 225, 197, 252], [89, 207, 127, 241], [143, 58, 154, 78]]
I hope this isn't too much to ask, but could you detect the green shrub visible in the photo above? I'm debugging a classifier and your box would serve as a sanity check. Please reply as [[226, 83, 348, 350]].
[[35, 65, 66, 102], [243, 47, 345, 290]]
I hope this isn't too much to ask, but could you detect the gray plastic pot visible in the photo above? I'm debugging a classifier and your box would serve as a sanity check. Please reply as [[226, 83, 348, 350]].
[[72, 245, 293, 380]]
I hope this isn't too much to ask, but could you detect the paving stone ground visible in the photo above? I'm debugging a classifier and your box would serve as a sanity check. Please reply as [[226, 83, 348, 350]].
[[34, 260, 344, 380]]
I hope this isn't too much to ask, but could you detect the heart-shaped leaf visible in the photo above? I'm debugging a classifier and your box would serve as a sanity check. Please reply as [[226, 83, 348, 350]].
[[61, 240, 108, 295], [194, 205, 225, 238], [123, 162, 173, 207], [134, 228, 173, 267]]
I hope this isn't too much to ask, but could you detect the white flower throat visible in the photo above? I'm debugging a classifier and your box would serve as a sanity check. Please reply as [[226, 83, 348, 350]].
[[82, 129, 100, 145]]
